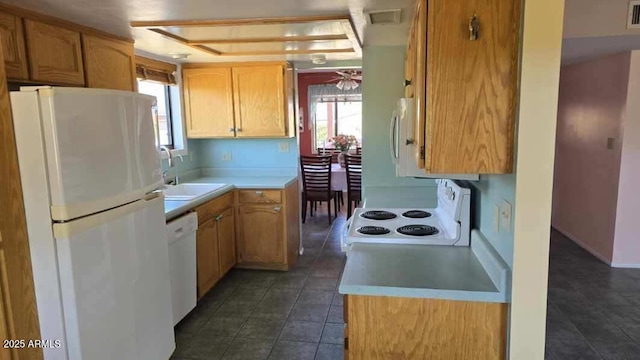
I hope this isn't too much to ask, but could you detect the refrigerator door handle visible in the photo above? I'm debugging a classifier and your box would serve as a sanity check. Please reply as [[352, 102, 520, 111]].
[[389, 111, 399, 164]]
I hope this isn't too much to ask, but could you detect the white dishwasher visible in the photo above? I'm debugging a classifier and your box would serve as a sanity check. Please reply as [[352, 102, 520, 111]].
[[166, 212, 198, 326]]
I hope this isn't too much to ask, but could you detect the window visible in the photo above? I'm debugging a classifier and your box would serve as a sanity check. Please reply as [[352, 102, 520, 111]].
[[138, 80, 174, 148], [313, 99, 362, 150]]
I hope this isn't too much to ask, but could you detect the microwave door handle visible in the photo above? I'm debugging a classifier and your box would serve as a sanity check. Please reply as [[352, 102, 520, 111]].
[[389, 111, 399, 164]]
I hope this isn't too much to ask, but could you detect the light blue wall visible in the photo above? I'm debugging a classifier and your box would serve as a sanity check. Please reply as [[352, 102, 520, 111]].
[[197, 138, 299, 169], [361, 46, 437, 195], [467, 175, 516, 266], [161, 140, 202, 176]]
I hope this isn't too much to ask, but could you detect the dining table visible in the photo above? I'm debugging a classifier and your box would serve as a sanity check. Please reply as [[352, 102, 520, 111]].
[[331, 163, 347, 192]]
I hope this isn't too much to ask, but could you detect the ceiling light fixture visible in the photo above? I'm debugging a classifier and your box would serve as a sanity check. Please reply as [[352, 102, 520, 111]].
[[311, 54, 327, 65], [169, 53, 191, 60]]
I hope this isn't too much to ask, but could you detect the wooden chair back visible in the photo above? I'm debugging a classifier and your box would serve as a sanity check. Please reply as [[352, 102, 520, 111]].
[[345, 154, 362, 200], [317, 148, 340, 163], [300, 155, 333, 201], [356, 147, 362, 155]]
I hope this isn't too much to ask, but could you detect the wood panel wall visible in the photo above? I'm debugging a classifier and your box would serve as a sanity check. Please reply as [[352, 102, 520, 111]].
[[0, 42, 43, 360]]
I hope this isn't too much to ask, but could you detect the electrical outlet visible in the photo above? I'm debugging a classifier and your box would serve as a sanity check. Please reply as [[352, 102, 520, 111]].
[[278, 142, 290, 153], [222, 152, 232, 161], [493, 204, 501, 233], [500, 200, 512, 232]]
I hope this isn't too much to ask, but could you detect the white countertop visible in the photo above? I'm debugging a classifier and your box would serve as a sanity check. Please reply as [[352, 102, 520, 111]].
[[164, 173, 298, 221], [339, 230, 510, 303]]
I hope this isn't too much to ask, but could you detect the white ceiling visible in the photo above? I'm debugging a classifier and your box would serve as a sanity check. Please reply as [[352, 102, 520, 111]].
[[0, 0, 413, 63]]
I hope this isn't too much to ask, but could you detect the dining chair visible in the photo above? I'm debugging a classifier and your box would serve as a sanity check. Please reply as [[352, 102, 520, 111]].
[[344, 154, 362, 218], [317, 147, 340, 163], [300, 155, 338, 225], [356, 147, 362, 155]]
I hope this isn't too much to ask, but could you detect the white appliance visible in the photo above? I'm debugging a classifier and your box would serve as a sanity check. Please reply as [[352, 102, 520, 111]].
[[342, 179, 471, 252], [11, 87, 175, 360], [166, 212, 198, 325], [390, 98, 479, 181]]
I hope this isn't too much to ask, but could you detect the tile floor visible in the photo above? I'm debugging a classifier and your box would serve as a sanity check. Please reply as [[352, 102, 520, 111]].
[[171, 205, 347, 360], [546, 230, 640, 360]]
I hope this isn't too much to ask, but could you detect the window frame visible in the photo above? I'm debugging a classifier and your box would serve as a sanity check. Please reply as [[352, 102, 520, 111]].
[[312, 98, 363, 152]]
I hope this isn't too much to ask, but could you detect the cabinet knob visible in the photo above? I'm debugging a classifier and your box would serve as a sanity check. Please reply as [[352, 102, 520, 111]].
[[469, 14, 479, 41], [273, 206, 281, 212], [236, 128, 242, 132], [406, 139, 415, 145], [228, 127, 235, 132], [404, 79, 411, 87], [215, 214, 223, 221], [255, 191, 263, 196]]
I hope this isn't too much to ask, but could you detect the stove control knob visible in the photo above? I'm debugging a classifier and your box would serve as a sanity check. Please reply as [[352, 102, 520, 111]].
[[445, 187, 455, 201]]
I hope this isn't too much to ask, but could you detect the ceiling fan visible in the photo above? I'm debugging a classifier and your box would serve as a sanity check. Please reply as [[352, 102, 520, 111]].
[[330, 70, 362, 90]]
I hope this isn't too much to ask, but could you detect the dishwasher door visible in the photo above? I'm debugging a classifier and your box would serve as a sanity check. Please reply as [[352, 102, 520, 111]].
[[166, 212, 198, 325]]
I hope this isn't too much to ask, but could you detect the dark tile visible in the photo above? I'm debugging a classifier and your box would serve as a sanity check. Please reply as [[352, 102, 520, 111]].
[[214, 301, 258, 318], [315, 343, 343, 360], [297, 290, 334, 305], [556, 302, 608, 322], [289, 303, 330, 322], [304, 277, 338, 290], [279, 320, 325, 343], [591, 341, 640, 360], [221, 338, 274, 360], [546, 317, 583, 341], [177, 335, 232, 360], [601, 305, 640, 324], [326, 306, 344, 324], [237, 318, 285, 340], [310, 267, 341, 279], [617, 322, 640, 342], [331, 292, 344, 306], [572, 318, 631, 343], [320, 323, 344, 345], [267, 340, 318, 360], [251, 300, 295, 320], [227, 287, 268, 303], [544, 337, 602, 360], [175, 309, 209, 335], [200, 316, 247, 337], [271, 275, 309, 289], [261, 288, 301, 303]]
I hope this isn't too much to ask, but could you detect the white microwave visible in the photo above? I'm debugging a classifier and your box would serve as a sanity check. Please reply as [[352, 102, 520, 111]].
[[390, 98, 479, 181]]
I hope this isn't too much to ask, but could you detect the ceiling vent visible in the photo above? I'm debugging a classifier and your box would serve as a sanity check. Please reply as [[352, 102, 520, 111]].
[[628, 1, 640, 28], [364, 9, 402, 25]]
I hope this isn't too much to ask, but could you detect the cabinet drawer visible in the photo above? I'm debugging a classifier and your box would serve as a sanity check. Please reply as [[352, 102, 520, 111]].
[[238, 189, 282, 204], [195, 192, 233, 224]]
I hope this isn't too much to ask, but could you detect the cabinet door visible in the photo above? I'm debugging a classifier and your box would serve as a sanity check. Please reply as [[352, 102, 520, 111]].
[[183, 67, 235, 138], [425, 0, 520, 173], [82, 34, 136, 91], [0, 12, 28, 80], [232, 65, 286, 137], [217, 207, 236, 276], [236, 204, 284, 264], [413, 0, 427, 169], [404, 21, 416, 99], [196, 218, 220, 298], [24, 19, 85, 85]]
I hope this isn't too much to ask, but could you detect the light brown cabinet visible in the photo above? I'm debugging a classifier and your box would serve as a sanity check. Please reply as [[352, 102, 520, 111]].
[[82, 34, 136, 91], [183, 67, 235, 138], [346, 294, 508, 359], [183, 62, 295, 139], [24, 19, 85, 86], [235, 181, 300, 271], [0, 11, 27, 80], [408, 0, 520, 174], [194, 192, 236, 298], [196, 218, 220, 298]]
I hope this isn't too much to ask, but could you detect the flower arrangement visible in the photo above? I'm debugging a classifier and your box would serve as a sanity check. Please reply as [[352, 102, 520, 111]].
[[330, 134, 358, 152]]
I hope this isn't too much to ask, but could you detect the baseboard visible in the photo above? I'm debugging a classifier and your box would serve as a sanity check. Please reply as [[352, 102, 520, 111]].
[[551, 225, 612, 265], [610, 262, 640, 269]]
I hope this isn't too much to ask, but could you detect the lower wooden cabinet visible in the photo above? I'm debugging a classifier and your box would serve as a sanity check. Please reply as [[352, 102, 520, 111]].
[[217, 207, 236, 276], [196, 218, 220, 298], [235, 181, 300, 271], [345, 295, 508, 360]]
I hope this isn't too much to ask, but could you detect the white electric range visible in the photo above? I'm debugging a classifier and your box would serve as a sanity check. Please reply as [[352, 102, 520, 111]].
[[341, 179, 471, 252]]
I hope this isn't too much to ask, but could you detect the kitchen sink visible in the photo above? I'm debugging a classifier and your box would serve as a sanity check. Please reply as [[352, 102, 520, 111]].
[[162, 183, 228, 201]]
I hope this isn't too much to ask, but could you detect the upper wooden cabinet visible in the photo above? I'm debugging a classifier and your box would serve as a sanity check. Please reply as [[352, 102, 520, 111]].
[[408, 0, 520, 174], [82, 34, 136, 91], [183, 67, 235, 138], [0, 12, 27, 80], [183, 62, 295, 139], [232, 65, 286, 137], [24, 19, 85, 86]]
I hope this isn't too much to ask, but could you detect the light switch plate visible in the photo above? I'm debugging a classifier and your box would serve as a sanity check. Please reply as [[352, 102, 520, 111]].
[[500, 200, 512, 232], [493, 204, 500, 233], [222, 152, 232, 161], [279, 142, 290, 153]]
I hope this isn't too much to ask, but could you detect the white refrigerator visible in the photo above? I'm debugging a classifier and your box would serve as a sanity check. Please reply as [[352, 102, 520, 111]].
[[10, 87, 175, 360]]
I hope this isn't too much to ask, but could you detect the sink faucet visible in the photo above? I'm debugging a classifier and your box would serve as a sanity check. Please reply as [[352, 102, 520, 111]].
[[174, 154, 184, 185], [160, 146, 172, 168]]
